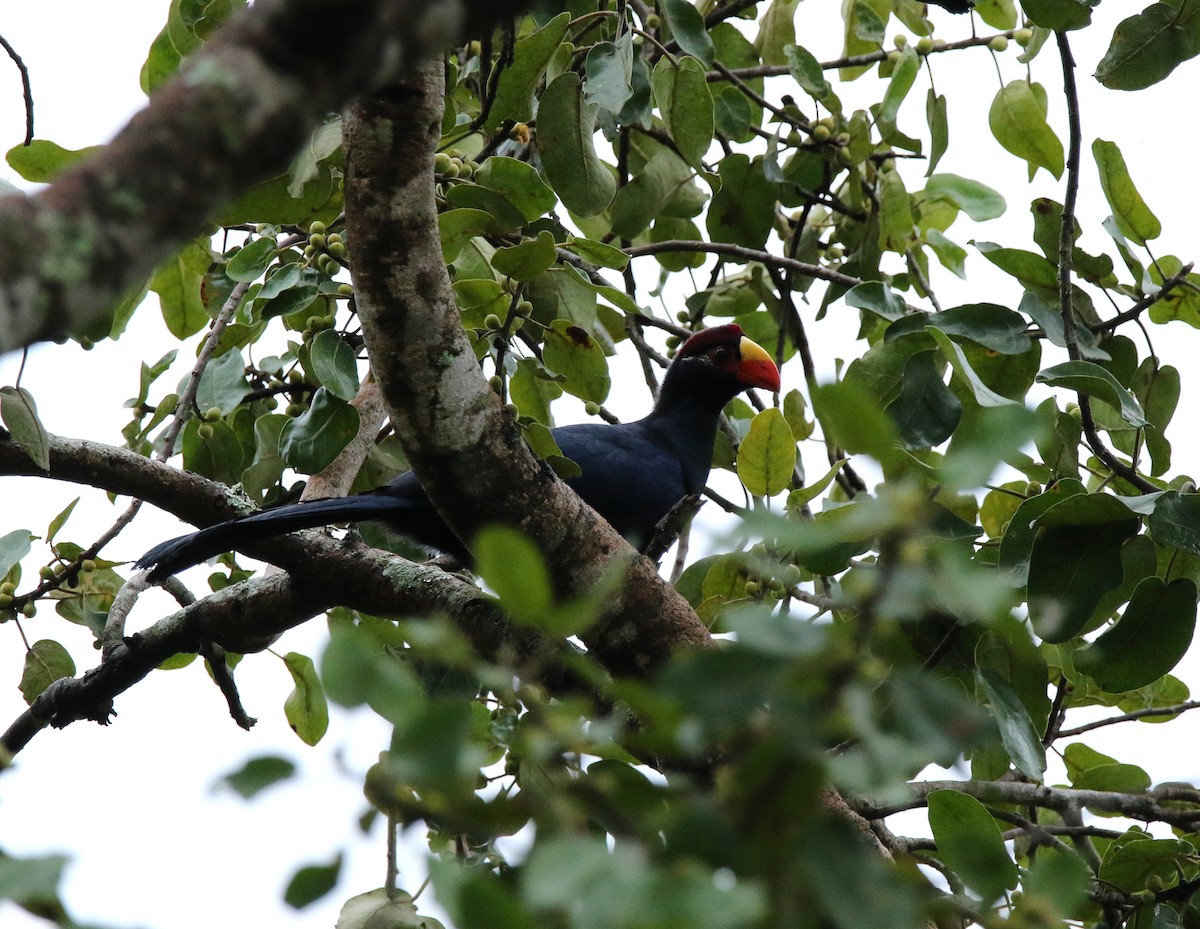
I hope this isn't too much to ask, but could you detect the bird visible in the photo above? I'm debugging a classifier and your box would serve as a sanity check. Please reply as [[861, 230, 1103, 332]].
[[135, 324, 781, 580]]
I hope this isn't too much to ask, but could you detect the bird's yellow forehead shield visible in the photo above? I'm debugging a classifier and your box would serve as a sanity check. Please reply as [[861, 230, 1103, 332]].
[[737, 336, 781, 392]]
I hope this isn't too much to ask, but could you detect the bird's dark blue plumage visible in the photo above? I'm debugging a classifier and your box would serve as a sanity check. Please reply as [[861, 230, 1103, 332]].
[[135, 325, 780, 580]]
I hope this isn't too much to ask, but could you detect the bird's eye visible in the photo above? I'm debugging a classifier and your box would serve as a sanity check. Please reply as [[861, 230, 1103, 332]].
[[711, 346, 732, 364]]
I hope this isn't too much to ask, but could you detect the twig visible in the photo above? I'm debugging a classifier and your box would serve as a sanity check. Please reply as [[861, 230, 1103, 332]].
[[625, 239, 864, 290], [1056, 700, 1200, 738], [1054, 32, 1156, 494], [0, 33, 34, 145]]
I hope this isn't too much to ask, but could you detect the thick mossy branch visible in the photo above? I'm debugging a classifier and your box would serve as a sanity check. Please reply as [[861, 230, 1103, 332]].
[[0, 0, 533, 355]]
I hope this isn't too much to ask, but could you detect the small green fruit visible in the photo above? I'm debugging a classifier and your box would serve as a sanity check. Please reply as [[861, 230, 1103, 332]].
[[434, 152, 453, 174], [0, 582, 14, 596], [915, 37, 933, 54], [81, 559, 96, 573], [204, 406, 222, 422], [309, 220, 326, 235], [812, 124, 831, 142], [584, 401, 600, 416], [21, 601, 35, 618], [337, 283, 353, 296], [484, 313, 503, 330], [309, 232, 327, 249], [0, 594, 11, 609], [743, 581, 760, 597], [989, 35, 1008, 52], [1014, 27, 1034, 46], [327, 241, 347, 259], [198, 423, 215, 440], [38, 565, 54, 580]]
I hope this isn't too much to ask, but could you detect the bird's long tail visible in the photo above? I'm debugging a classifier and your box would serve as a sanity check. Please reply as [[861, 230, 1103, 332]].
[[134, 494, 413, 581]]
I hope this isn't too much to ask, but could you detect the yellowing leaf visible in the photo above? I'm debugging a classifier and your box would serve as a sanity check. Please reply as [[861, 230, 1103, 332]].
[[737, 408, 796, 497]]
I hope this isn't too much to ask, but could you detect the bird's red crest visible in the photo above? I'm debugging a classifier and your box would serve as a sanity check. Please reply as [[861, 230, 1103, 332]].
[[678, 324, 744, 356]]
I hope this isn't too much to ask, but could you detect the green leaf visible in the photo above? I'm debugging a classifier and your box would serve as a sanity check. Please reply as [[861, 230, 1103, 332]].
[[988, 80, 1064, 180], [785, 44, 836, 107], [1149, 491, 1200, 555], [925, 89, 948, 176], [284, 853, 342, 909], [229, 243, 280, 286], [141, 23, 182, 93], [563, 236, 629, 271], [974, 241, 1058, 290], [928, 328, 1020, 408], [1036, 360, 1149, 427], [888, 303, 1031, 354], [877, 47, 920, 139], [927, 789, 1018, 902], [610, 150, 696, 240], [1063, 743, 1152, 792], [542, 320, 610, 403], [309, 330, 360, 401], [976, 668, 1047, 780], [151, 239, 213, 339], [492, 230, 559, 282], [1021, 0, 1092, 30], [584, 37, 635, 114], [46, 498, 79, 544], [840, 0, 890, 79], [0, 528, 32, 580], [787, 459, 845, 511], [182, 418, 244, 484], [756, 0, 801, 64], [1092, 139, 1161, 245], [887, 351, 962, 449], [439, 208, 507, 264], [284, 652, 329, 746], [659, 0, 715, 66], [474, 156, 558, 222], [1075, 577, 1198, 692], [279, 387, 360, 474], [737, 408, 796, 496], [812, 381, 900, 466], [486, 12, 571, 128], [1018, 849, 1092, 922], [707, 153, 777, 249], [877, 168, 914, 253], [924, 174, 1006, 221], [19, 640, 75, 704], [5, 139, 101, 182], [1027, 510, 1140, 643], [217, 163, 341, 227], [474, 526, 552, 623], [192, 347, 249, 414], [242, 413, 289, 499], [537, 72, 617, 217], [846, 281, 907, 321], [651, 56, 714, 166], [1096, 0, 1200, 91], [214, 754, 297, 799], [0, 387, 50, 471], [0, 853, 68, 912], [1098, 833, 1196, 893]]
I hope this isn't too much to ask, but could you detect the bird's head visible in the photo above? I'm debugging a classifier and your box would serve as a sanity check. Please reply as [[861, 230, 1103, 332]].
[[675, 324, 781, 393]]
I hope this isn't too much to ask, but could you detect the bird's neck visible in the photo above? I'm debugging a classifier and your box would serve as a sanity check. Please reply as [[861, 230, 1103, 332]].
[[649, 364, 734, 423]]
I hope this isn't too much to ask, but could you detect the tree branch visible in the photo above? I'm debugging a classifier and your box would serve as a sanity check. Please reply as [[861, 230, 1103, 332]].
[[853, 779, 1200, 832], [0, 0, 536, 356], [344, 63, 712, 677]]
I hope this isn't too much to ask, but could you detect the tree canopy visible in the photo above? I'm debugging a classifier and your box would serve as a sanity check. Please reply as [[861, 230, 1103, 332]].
[[4, 0, 1200, 927]]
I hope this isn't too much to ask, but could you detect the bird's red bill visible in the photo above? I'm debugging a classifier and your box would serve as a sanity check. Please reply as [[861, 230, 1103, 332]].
[[737, 336, 781, 392]]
